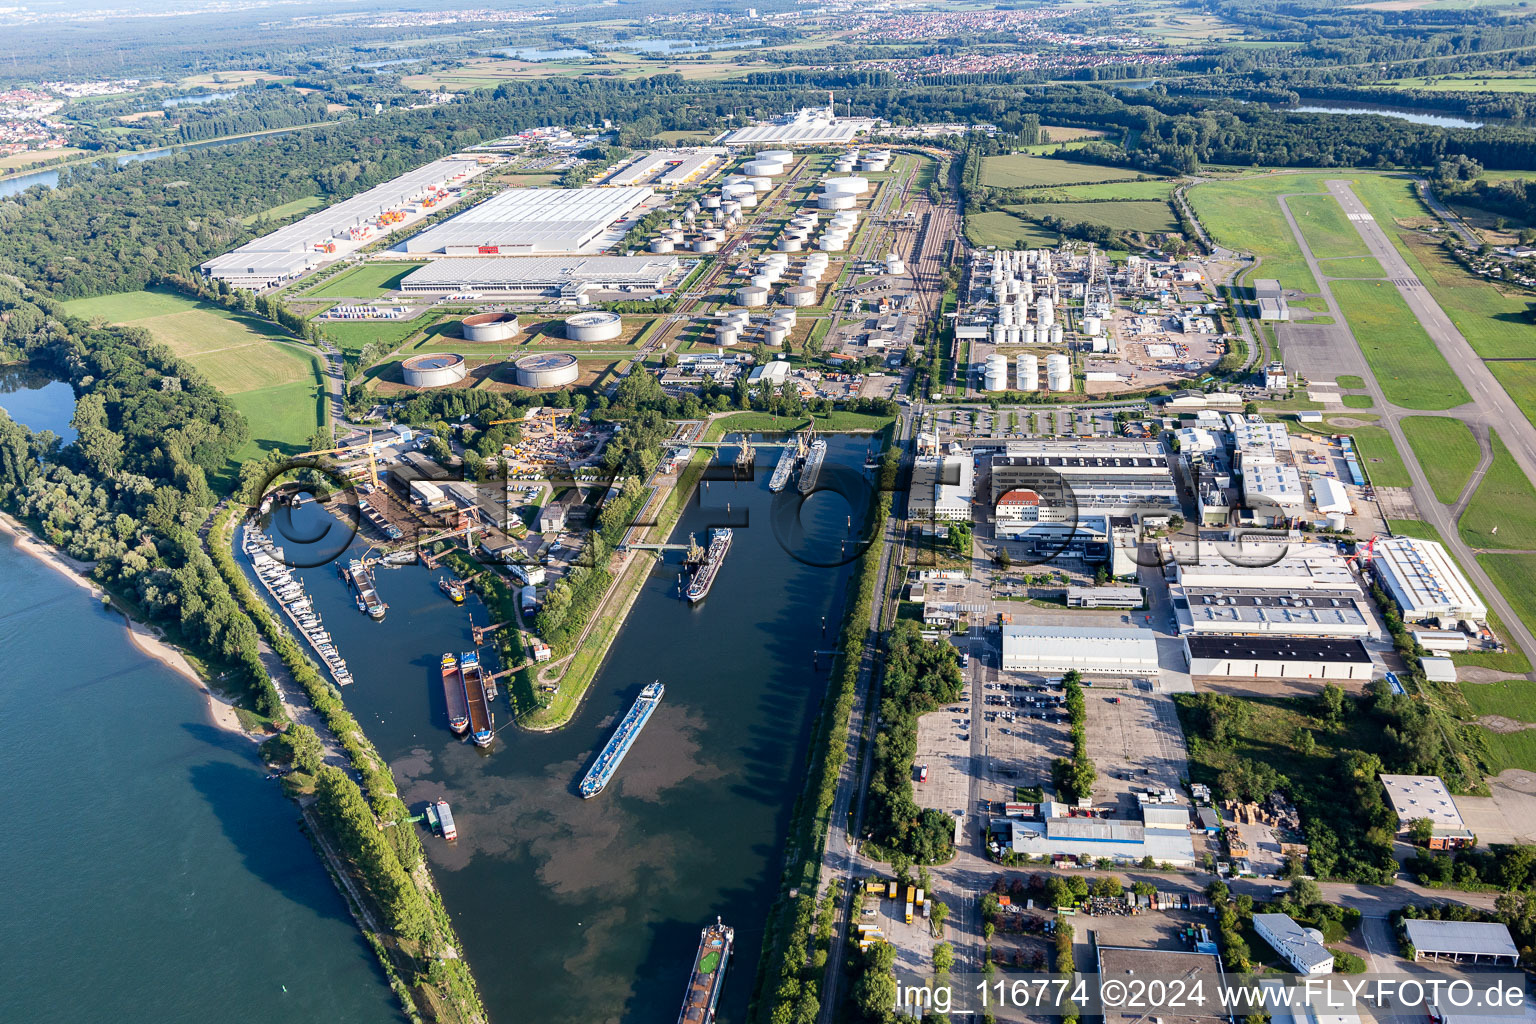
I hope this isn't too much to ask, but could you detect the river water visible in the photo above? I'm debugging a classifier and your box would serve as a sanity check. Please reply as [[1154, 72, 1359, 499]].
[[0, 534, 404, 1024], [247, 436, 873, 1022]]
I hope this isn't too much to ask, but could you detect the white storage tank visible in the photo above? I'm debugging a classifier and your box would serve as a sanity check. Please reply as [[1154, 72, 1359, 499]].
[[764, 325, 789, 346], [737, 285, 769, 307], [402, 353, 467, 388], [785, 286, 816, 307], [702, 195, 721, 209], [885, 252, 904, 275], [983, 353, 1010, 392], [776, 237, 803, 253], [742, 159, 786, 177], [1050, 324, 1064, 346], [748, 176, 773, 192], [1021, 324, 1036, 345], [1046, 353, 1071, 392], [717, 325, 740, 347], [817, 234, 847, 252], [823, 176, 868, 196], [751, 274, 774, 290], [817, 194, 855, 211], [650, 237, 675, 253], [513, 352, 579, 389], [461, 312, 520, 342], [564, 311, 623, 342], [736, 192, 758, 209], [1007, 326, 1021, 345], [1037, 296, 1055, 329], [1016, 353, 1039, 391], [693, 238, 718, 253], [1083, 316, 1102, 337]]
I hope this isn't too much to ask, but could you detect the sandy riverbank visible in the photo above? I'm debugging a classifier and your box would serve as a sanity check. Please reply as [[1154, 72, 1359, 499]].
[[0, 510, 252, 739]]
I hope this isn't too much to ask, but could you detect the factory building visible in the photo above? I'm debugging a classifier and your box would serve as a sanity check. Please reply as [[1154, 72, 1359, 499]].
[[1253, 914, 1334, 974], [1172, 587, 1375, 639], [1001, 625, 1159, 675], [1371, 536, 1488, 624], [908, 455, 974, 522], [1173, 544, 1359, 592], [398, 255, 679, 299], [989, 439, 1179, 523], [717, 99, 876, 146], [402, 185, 654, 254], [1402, 920, 1519, 965], [996, 514, 1138, 577], [1183, 636, 1375, 680], [201, 157, 488, 287], [605, 148, 726, 187], [993, 815, 1197, 866], [1096, 948, 1228, 1024], [1379, 774, 1475, 849]]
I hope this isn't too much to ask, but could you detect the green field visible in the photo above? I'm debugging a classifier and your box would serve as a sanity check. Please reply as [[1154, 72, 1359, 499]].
[[1010, 199, 1178, 235], [1460, 678, 1536, 722], [1337, 425, 1411, 488], [1318, 256, 1386, 279], [1026, 180, 1176, 202], [1486, 361, 1536, 432], [1336, 375, 1366, 389], [1287, 193, 1369, 260], [229, 378, 325, 461], [1478, 728, 1536, 774], [1187, 174, 1322, 293], [1379, 71, 1536, 93], [305, 261, 426, 299], [241, 194, 323, 226], [1341, 394, 1374, 409], [321, 312, 441, 354], [964, 210, 1060, 249], [979, 153, 1147, 188], [1460, 432, 1536, 549], [1330, 279, 1471, 410], [1401, 416, 1480, 504], [63, 288, 319, 395]]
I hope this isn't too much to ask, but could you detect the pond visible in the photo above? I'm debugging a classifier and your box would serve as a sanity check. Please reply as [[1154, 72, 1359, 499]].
[[614, 37, 763, 53], [163, 91, 238, 108], [1289, 102, 1484, 129], [500, 47, 595, 62], [0, 366, 77, 443]]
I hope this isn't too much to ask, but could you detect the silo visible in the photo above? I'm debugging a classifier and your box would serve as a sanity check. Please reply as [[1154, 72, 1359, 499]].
[[1016, 353, 1039, 391], [999, 304, 1015, 327], [1021, 324, 1036, 345], [785, 286, 816, 307], [737, 285, 769, 307], [1037, 296, 1055, 330], [1007, 326, 1021, 345], [991, 323, 1008, 345], [1047, 353, 1071, 392], [983, 353, 1010, 392]]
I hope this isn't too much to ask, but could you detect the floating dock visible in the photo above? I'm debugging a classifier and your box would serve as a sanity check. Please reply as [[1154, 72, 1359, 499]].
[[244, 527, 351, 686], [579, 681, 663, 798]]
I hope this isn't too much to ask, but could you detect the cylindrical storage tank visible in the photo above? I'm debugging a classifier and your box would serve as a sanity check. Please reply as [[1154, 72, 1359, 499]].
[[1326, 512, 1348, 531], [724, 175, 749, 187], [737, 285, 769, 307], [817, 235, 846, 252], [736, 192, 758, 209], [983, 353, 1009, 392], [764, 325, 789, 346], [1007, 326, 1021, 345], [666, 229, 685, 244], [750, 274, 773, 289], [771, 309, 796, 324], [999, 305, 1015, 327], [885, 253, 905, 275], [693, 238, 718, 253], [991, 323, 1008, 345], [748, 176, 773, 192], [775, 237, 803, 253], [1037, 296, 1055, 329], [742, 159, 785, 177], [798, 274, 820, 288], [1016, 353, 1039, 391], [717, 325, 740, 347], [1050, 324, 1064, 346], [1022, 324, 1036, 345], [514, 352, 579, 389], [822, 176, 869, 197], [402, 353, 467, 388], [818, 193, 856, 211], [564, 310, 623, 342], [461, 312, 520, 342], [650, 237, 675, 253], [785, 286, 816, 307], [706, 228, 726, 242], [758, 149, 792, 163], [702, 195, 721, 209], [1046, 353, 1071, 392], [1083, 316, 1102, 337]]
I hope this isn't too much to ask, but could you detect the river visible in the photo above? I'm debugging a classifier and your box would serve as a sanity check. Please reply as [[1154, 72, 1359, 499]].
[[246, 435, 874, 1022], [1290, 102, 1484, 129], [0, 534, 405, 1024]]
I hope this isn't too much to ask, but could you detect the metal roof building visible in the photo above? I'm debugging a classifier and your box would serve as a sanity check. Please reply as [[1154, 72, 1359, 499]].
[[398, 255, 679, 298], [1253, 913, 1334, 974], [908, 455, 974, 522], [1001, 625, 1159, 675], [1172, 586, 1374, 638], [402, 185, 653, 254], [1402, 920, 1518, 964], [995, 817, 1197, 866], [1373, 536, 1487, 623], [1184, 635, 1375, 680], [718, 105, 876, 146], [1379, 774, 1467, 831]]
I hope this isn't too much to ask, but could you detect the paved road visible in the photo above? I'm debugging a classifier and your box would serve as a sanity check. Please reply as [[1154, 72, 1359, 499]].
[[1275, 186, 1536, 674], [1412, 178, 1480, 249]]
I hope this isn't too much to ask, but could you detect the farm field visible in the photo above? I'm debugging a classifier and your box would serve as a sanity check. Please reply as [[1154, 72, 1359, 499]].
[[62, 288, 319, 394], [1287, 193, 1370, 260], [228, 379, 324, 462], [1024, 179, 1175, 202], [1009, 200, 1177, 234], [0, 147, 88, 170], [1378, 71, 1536, 93], [964, 210, 1059, 249], [1187, 173, 1324, 293], [304, 261, 426, 299], [1318, 256, 1386, 279], [242, 194, 323, 225], [1330, 279, 1471, 410], [1401, 416, 1480, 504], [1460, 432, 1536, 549], [978, 153, 1149, 188]]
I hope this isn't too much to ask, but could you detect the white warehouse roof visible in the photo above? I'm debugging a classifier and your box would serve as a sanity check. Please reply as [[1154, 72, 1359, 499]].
[[1373, 536, 1487, 622], [719, 106, 876, 146], [1001, 625, 1159, 674], [1402, 920, 1518, 960], [1312, 476, 1351, 514], [403, 185, 653, 254], [1254, 913, 1334, 974], [399, 255, 678, 295], [1379, 774, 1465, 829]]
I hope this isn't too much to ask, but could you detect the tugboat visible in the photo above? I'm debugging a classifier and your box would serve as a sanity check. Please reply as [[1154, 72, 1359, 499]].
[[439, 577, 466, 604]]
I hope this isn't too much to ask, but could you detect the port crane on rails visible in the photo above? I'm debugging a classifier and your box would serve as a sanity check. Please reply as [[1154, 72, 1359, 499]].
[[297, 432, 384, 489]]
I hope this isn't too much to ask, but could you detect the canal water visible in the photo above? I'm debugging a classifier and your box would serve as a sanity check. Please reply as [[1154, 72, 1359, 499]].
[[0, 365, 77, 442], [0, 534, 404, 1024], [248, 436, 874, 1022]]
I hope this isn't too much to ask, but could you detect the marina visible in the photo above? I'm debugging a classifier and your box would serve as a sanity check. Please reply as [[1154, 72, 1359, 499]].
[[579, 680, 664, 798], [685, 528, 733, 603], [677, 918, 734, 1024], [244, 526, 353, 685]]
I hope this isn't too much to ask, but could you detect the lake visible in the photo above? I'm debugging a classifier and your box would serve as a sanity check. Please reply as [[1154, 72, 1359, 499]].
[[1289, 102, 1484, 129], [243, 436, 874, 1022], [613, 37, 764, 54], [0, 365, 77, 442]]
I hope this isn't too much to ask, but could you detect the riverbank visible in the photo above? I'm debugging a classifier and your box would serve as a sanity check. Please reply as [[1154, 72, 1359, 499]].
[[0, 508, 250, 737]]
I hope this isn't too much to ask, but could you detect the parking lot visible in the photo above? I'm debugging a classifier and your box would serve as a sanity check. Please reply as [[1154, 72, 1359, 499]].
[[1082, 689, 1193, 816]]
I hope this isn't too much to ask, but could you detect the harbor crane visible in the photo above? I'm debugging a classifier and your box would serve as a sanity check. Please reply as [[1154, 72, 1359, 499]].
[[298, 432, 383, 489]]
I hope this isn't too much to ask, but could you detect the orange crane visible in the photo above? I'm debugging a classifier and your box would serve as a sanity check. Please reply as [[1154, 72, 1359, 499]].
[[298, 432, 383, 489]]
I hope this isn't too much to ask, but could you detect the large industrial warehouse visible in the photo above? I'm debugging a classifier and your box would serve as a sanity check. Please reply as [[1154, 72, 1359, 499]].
[[398, 255, 680, 298], [1183, 635, 1376, 680], [989, 438, 1179, 522], [201, 157, 488, 288], [1000, 625, 1160, 675], [718, 103, 877, 146], [1372, 536, 1488, 624], [401, 185, 654, 254]]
